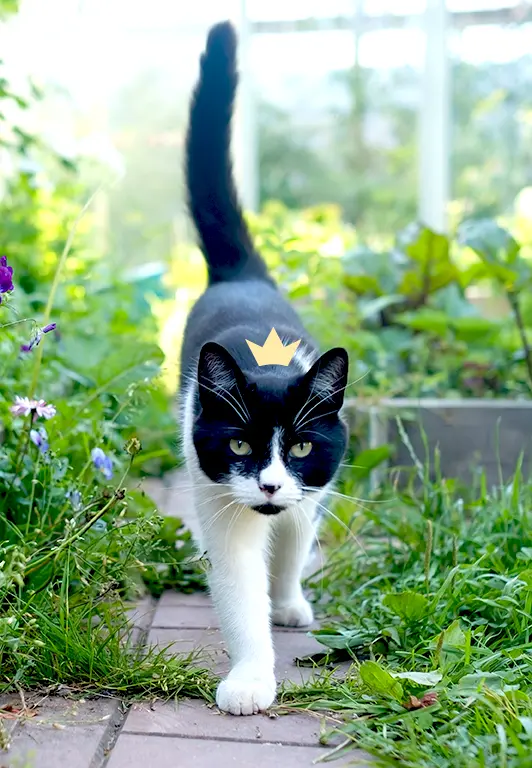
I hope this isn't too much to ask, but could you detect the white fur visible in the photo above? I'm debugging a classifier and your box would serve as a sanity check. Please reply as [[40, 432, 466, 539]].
[[292, 344, 318, 374], [181, 385, 326, 715]]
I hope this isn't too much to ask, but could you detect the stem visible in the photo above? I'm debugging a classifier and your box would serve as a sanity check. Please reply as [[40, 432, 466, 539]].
[[25, 458, 133, 577], [508, 290, 532, 392], [28, 185, 102, 399], [424, 519, 433, 594]]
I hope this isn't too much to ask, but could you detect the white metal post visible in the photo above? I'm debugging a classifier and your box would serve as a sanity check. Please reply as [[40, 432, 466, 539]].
[[233, 0, 259, 212], [419, 0, 450, 233]]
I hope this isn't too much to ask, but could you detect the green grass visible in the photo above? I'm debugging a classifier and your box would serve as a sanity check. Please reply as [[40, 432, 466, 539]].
[[278, 467, 532, 767], [1, 593, 215, 701]]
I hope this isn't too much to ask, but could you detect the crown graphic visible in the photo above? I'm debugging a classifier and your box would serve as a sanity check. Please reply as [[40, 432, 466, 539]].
[[246, 328, 301, 366]]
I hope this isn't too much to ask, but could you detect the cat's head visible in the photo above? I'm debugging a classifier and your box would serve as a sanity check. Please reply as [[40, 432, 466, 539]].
[[192, 342, 349, 513]]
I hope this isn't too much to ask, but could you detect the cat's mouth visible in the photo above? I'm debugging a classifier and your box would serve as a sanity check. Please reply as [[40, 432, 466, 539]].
[[251, 503, 286, 515]]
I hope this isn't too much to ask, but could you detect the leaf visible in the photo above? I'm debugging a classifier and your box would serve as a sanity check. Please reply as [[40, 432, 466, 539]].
[[395, 309, 449, 336], [383, 591, 429, 622], [312, 628, 368, 651], [358, 294, 404, 321], [451, 316, 498, 342], [344, 274, 381, 296], [397, 225, 458, 298], [349, 445, 393, 480], [459, 218, 520, 266], [455, 672, 509, 694], [93, 343, 164, 395], [442, 620, 466, 649], [392, 671, 442, 687], [359, 661, 404, 701]]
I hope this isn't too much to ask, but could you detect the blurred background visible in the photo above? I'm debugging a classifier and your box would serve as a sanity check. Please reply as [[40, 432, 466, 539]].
[[3, 0, 532, 414]]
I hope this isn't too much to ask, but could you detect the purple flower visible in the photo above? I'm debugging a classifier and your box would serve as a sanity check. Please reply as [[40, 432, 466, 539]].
[[10, 396, 57, 420], [0, 255, 14, 303], [66, 489, 82, 511], [91, 447, 113, 480], [30, 427, 49, 453], [20, 322, 57, 353]]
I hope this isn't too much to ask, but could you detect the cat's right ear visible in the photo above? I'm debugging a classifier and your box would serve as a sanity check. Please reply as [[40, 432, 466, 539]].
[[197, 342, 247, 414]]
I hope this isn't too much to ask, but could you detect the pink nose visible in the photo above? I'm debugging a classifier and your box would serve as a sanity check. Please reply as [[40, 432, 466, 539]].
[[259, 484, 281, 497]]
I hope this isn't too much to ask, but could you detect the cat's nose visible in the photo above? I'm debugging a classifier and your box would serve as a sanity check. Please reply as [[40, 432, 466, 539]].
[[260, 483, 281, 497]]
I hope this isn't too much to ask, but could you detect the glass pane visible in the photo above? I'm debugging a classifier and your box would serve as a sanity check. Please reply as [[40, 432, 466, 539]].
[[253, 3, 425, 239], [449, 0, 532, 221]]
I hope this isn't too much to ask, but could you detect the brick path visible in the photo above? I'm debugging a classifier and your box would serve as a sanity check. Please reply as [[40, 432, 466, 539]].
[[1, 472, 371, 767]]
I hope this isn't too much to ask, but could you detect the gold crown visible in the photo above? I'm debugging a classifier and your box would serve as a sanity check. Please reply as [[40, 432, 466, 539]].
[[246, 328, 301, 366]]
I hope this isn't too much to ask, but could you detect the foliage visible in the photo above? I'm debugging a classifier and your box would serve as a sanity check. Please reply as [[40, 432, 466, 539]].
[[259, 55, 532, 237], [278, 467, 532, 767], [0, 55, 206, 693], [250, 202, 532, 399]]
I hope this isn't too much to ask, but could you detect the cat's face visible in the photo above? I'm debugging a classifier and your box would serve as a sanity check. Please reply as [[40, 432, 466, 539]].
[[192, 343, 348, 514]]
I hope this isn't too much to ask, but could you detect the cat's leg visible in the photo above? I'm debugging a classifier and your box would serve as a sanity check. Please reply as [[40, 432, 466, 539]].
[[269, 505, 317, 628], [198, 496, 276, 716]]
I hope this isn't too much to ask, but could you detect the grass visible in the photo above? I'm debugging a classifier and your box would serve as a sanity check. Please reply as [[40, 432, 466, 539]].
[[278, 464, 532, 767], [3, 411, 532, 767]]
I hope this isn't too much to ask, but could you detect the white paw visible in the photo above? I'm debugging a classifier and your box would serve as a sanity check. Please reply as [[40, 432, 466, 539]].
[[216, 667, 276, 716], [271, 597, 314, 627]]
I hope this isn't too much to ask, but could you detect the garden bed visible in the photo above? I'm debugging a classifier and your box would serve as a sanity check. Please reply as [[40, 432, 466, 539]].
[[351, 397, 532, 487]]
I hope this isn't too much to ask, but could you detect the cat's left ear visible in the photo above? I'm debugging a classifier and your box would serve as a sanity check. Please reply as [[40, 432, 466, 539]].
[[301, 347, 349, 414]]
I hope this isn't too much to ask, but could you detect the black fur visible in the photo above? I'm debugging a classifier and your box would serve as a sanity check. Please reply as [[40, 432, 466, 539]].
[[185, 21, 271, 285], [181, 21, 349, 502]]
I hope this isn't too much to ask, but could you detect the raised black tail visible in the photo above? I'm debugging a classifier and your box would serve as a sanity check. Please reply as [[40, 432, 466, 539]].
[[185, 22, 271, 285]]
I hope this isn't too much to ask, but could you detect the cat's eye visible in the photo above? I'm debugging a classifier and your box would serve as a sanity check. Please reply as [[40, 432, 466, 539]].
[[289, 441, 313, 458], [229, 439, 252, 456]]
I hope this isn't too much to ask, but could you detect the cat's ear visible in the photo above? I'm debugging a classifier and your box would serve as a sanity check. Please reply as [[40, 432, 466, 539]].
[[300, 347, 349, 415], [197, 342, 247, 414]]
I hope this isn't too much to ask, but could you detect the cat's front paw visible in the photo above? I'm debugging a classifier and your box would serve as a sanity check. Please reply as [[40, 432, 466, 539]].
[[216, 665, 276, 716], [271, 597, 314, 627]]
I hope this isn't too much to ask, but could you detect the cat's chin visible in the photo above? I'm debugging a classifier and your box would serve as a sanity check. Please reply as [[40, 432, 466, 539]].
[[251, 503, 285, 515]]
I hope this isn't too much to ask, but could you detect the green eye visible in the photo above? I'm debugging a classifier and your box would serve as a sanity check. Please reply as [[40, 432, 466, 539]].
[[289, 442, 313, 458], [230, 439, 252, 456]]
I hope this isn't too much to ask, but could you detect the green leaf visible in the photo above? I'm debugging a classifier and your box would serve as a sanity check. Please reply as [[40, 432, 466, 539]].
[[94, 343, 164, 395], [359, 295, 404, 321], [459, 218, 520, 266], [397, 225, 458, 299], [395, 308, 449, 336], [359, 661, 404, 701], [392, 671, 442, 687], [442, 620, 466, 648], [349, 445, 393, 480], [451, 316, 498, 342], [383, 591, 429, 622]]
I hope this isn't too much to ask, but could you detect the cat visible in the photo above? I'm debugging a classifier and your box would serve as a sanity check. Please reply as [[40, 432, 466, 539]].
[[179, 20, 349, 716]]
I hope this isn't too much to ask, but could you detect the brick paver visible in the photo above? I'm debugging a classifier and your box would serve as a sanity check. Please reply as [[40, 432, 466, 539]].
[[0, 694, 119, 768], [110, 588, 367, 766], [106, 733, 360, 768]]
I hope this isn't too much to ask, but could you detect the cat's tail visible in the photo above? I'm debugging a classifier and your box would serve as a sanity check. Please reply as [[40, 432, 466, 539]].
[[185, 21, 272, 285]]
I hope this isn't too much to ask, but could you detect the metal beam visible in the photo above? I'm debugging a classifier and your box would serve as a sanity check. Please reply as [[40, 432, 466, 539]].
[[419, 0, 450, 233], [250, 6, 532, 35]]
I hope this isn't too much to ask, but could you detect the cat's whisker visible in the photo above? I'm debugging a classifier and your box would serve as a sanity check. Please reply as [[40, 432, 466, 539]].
[[293, 372, 369, 431], [313, 499, 367, 554], [182, 371, 249, 424], [303, 486, 389, 505], [203, 499, 238, 535], [295, 409, 342, 431], [224, 503, 245, 551]]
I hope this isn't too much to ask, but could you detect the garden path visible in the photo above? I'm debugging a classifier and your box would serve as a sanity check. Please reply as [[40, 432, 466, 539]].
[[0, 472, 370, 768]]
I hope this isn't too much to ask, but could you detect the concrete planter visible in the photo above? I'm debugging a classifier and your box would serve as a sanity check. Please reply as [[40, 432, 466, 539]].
[[348, 398, 532, 488]]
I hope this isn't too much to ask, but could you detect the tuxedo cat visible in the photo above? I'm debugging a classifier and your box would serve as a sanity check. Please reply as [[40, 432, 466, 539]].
[[180, 21, 349, 715]]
